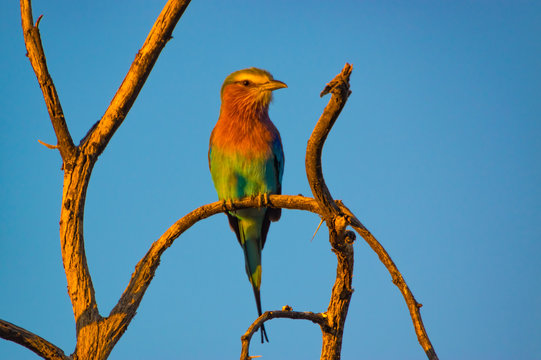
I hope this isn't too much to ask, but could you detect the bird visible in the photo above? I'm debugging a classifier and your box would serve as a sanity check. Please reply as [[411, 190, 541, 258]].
[[208, 68, 286, 343]]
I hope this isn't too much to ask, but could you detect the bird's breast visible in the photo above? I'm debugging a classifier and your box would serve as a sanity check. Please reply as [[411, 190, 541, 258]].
[[211, 115, 277, 160]]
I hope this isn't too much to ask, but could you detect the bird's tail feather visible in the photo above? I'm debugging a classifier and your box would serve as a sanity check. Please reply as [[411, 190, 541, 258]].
[[243, 238, 269, 343], [236, 213, 269, 343], [252, 286, 269, 343], [241, 224, 269, 343]]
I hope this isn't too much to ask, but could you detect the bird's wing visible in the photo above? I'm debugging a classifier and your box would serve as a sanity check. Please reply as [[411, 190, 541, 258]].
[[266, 137, 284, 223], [226, 212, 242, 246], [208, 144, 213, 171]]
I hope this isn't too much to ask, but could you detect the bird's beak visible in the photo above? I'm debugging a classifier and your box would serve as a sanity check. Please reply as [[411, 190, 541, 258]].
[[260, 80, 288, 91]]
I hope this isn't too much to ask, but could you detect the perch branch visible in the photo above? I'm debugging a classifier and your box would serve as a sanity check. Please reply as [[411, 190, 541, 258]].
[[0, 319, 69, 360], [100, 195, 318, 352], [110, 195, 319, 317], [20, 0, 76, 164], [240, 309, 327, 360], [81, 0, 191, 157], [336, 202, 439, 360]]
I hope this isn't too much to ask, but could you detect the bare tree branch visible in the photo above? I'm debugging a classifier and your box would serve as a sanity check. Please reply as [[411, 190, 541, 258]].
[[81, 0, 191, 157], [303, 63, 438, 359], [336, 202, 439, 360], [110, 195, 318, 316], [0, 319, 69, 360], [20, 0, 76, 164], [304, 63, 355, 360], [98, 194, 319, 354], [240, 309, 327, 360], [20, 0, 101, 340], [306, 63, 352, 221]]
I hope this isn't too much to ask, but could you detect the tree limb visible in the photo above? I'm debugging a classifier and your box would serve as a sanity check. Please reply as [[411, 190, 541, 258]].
[[91, 194, 316, 355], [240, 309, 327, 360], [304, 63, 355, 360], [305, 63, 352, 221], [0, 319, 70, 360], [81, 0, 191, 157], [20, 0, 76, 164], [304, 63, 438, 359], [336, 202, 439, 360], [109, 195, 318, 317]]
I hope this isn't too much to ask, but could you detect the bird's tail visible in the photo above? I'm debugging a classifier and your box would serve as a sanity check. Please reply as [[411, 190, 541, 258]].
[[252, 285, 269, 343], [238, 212, 269, 343]]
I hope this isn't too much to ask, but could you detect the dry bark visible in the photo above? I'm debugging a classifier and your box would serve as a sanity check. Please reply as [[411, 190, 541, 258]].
[[0, 320, 69, 360]]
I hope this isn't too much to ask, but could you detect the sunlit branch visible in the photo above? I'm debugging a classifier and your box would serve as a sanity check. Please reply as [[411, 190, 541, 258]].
[[0, 319, 69, 360], [305, 63, 352, 221], [20, 0, 76, 164], [303, 64, 355, 360], [337, 202, 439, 360], [111, 194, 320, 320], [240, 309, 328, 360], [81, 0, 192, 157]]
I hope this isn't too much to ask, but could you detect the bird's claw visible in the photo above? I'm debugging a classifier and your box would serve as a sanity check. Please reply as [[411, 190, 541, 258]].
[[221, 199, 235, 212], [260, 193, 270, 208]]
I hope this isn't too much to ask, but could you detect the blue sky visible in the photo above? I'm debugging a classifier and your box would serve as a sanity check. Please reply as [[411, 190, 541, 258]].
[[1, 1, 540, 359]]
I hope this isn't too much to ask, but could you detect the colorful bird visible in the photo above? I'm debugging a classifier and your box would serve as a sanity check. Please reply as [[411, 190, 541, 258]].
[[208, 68, 286, 343]]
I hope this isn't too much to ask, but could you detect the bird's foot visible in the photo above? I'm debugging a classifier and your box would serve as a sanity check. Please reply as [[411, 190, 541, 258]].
[[221, 199, 235, 212], [257, 193, 270, 208]]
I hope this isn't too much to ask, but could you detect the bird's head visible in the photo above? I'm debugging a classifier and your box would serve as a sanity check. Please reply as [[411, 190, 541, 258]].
[[220, 68, 287, 114]]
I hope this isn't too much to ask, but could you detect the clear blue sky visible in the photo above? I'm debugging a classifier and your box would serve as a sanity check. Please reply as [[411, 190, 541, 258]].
[[1, 1, 540, 359]]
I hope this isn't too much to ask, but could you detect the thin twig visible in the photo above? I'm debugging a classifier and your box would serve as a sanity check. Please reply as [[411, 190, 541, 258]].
[[0, 319, 69, 360], [37, 139, 59, 149], [311, 218, 324, 241]]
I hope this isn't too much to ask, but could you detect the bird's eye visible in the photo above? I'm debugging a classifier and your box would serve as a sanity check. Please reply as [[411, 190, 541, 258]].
[[241, 80, 251, 86]]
